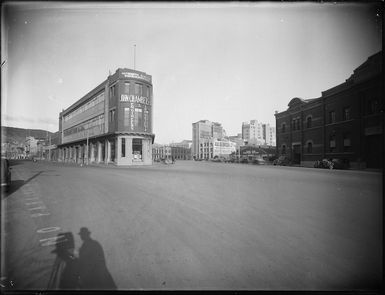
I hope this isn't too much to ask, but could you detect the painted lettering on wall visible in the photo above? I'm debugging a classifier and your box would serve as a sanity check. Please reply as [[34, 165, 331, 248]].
[[130, 102, 135, 131], [144, 106, 148, 132], [121, 72, 151, 83], [120, 94, 151, 105]]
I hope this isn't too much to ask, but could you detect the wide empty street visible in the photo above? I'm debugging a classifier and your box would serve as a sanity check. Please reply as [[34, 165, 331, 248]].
[[1, 160, 382, 291]]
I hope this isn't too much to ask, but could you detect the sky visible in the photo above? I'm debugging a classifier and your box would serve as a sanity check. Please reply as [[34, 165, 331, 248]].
[[1, 2, 382, 144]]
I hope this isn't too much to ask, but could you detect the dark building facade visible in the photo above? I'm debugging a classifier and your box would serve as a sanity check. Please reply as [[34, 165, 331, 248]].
[[275, 51, 383, 169], [57, 68, 154, 166]]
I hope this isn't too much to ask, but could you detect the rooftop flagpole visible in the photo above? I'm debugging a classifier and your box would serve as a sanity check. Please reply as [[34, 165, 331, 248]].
[[134, 44, 136, 70]]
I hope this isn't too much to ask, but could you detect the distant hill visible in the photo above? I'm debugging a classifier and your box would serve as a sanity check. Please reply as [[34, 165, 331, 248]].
[[1, 126, 56, 145]]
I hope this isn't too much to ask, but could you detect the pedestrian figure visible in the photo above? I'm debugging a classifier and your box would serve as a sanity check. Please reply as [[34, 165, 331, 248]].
[[47, 232, 79, 290], [78, 227, 117, 290]]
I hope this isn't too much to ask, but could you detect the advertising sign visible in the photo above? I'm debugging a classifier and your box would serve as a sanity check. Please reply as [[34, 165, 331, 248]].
[[121, 72, 151, 83], [120, 94, 151, 105]]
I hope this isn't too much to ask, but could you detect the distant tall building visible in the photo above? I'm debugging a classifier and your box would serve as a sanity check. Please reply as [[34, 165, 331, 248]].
[[242, 120, 276, 146], [262, 124, 276, 146], [212, 122, 224, 139], [192, 120, 224, 159], [242, 120, 264, 145]]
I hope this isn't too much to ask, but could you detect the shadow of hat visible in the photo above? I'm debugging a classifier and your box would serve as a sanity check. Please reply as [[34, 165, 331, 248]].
[[78, 227, 91, 235]]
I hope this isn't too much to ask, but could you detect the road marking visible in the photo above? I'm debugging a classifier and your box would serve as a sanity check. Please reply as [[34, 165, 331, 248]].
[[39, 236, 68, 247], [28, 206, 47, 211], [31, 212, 51, 218], [25, 197, 40, 201], [36, 227, 61, 234], [26, 201, 44, 205]]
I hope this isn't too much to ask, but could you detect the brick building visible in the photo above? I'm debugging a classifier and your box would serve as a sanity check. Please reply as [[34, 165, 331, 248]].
[[275, 51, 383, 169]]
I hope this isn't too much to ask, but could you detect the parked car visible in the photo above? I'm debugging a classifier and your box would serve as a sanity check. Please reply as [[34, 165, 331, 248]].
[[314, 159, 334, 169], [273, 156, 291, 166], [1, 157, 11, 192], [252, 158, 266, 165]]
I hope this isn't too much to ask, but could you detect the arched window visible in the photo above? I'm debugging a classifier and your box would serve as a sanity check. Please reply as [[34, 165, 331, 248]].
[[306, 116, 312, 128], [282, 123, 286, 133], [307, 142, 312, 153], [282, 144, 286, 155]]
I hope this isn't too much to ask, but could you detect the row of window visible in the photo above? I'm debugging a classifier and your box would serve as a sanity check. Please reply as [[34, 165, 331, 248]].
[[281, 107, 351, 133], [123, 107, 149, 130], [329, 133, 351, 152], [281, 134, 351, 155], [200, 148, 213, 153], [328, 107, 350, 124], [109, 82, 151, 98], [63, 114, 104, 137], [64, 92, 105, 122]]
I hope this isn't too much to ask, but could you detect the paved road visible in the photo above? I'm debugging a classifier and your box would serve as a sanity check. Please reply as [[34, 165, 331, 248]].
[[1, 160, 382, 290]]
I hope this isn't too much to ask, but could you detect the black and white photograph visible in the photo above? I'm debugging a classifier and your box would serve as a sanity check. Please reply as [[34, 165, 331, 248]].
[[1, 1, 383, 292]]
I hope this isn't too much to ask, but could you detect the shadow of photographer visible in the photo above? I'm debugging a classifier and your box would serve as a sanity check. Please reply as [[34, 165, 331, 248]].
[[47, 228, 116, 290]]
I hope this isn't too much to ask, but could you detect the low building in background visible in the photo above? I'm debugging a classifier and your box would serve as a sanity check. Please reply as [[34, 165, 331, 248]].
[[198, 138, 236, 160], [152, 144, 171, 161], [275, 51, 383, 169], [153, 140, 192, 161], [170, 140, 192, 160]]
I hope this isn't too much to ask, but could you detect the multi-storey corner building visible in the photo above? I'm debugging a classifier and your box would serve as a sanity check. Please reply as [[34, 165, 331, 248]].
[[275, 51, 383, 169], [242, 120, 276, 146], [57, 68, 154, 166], [192, 120, 224, 160]]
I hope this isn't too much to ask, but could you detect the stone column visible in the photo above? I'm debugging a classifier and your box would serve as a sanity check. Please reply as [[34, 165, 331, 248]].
[[142, 139, 149, 164], [97, 141, 102, 163], [90, 143, 95, 163], [115, 137, 119, 163], [127, 137, 133, 164], [105, 139, 110, 164], [115, 136, 122, 165]]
